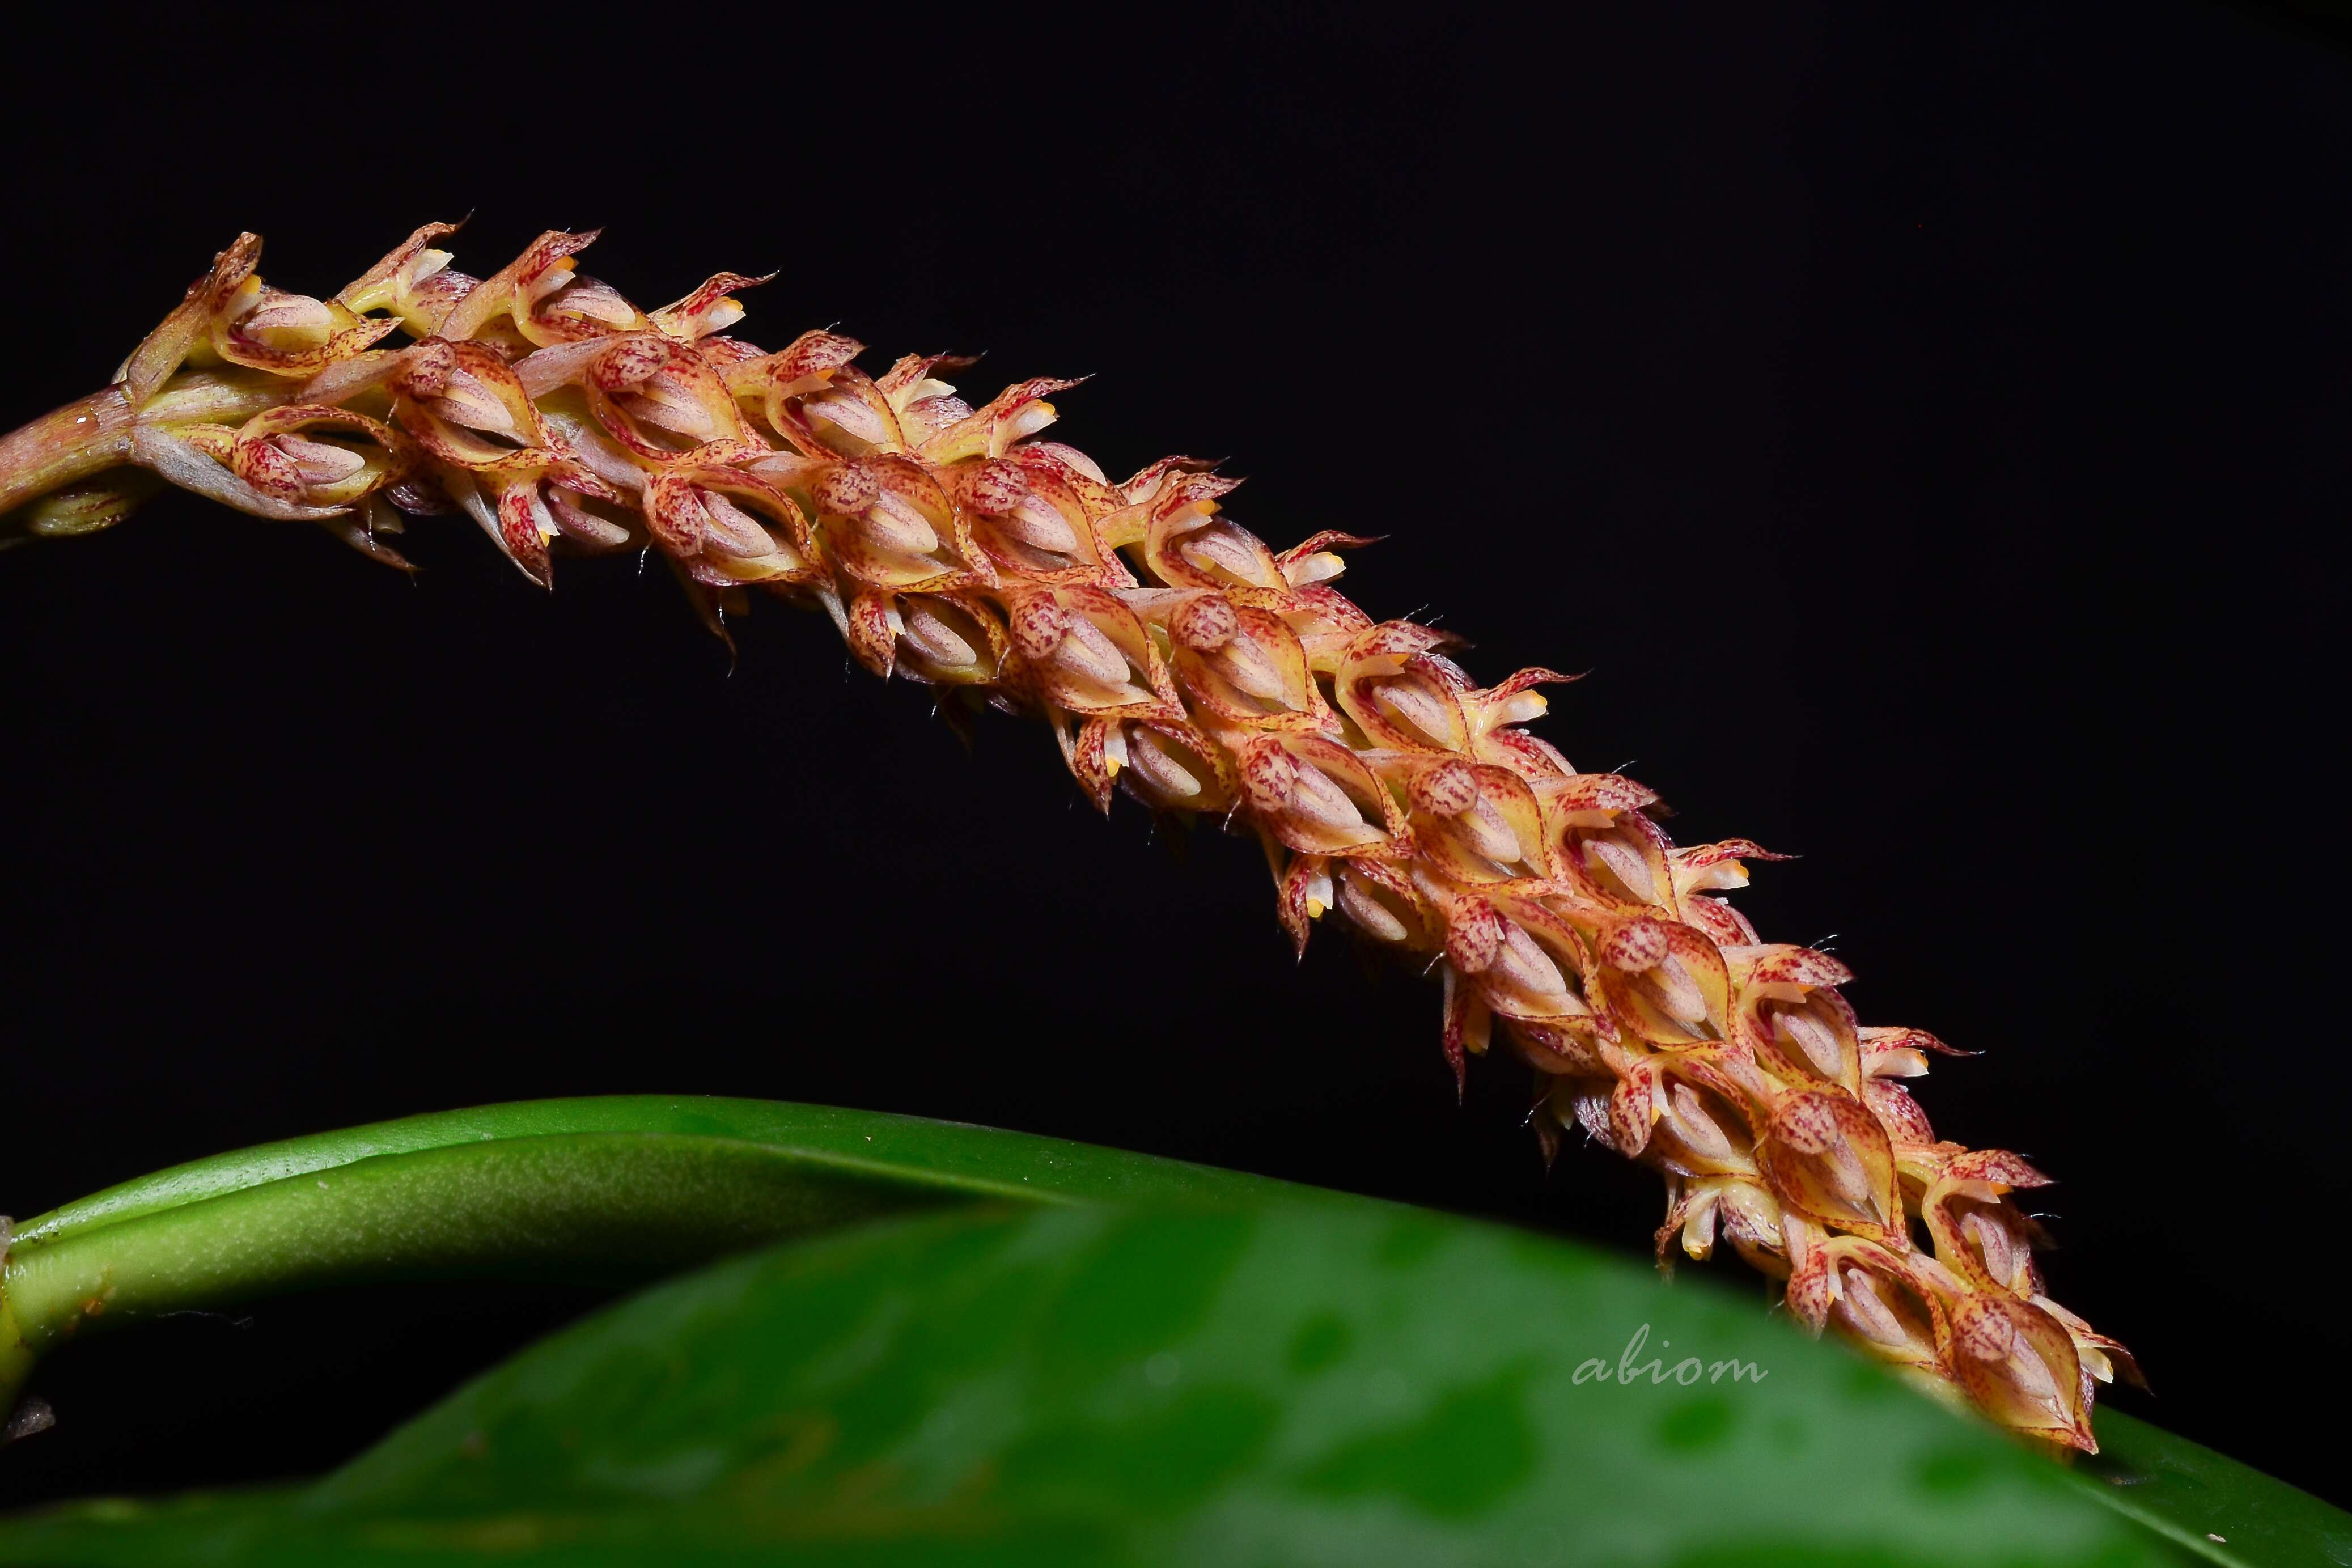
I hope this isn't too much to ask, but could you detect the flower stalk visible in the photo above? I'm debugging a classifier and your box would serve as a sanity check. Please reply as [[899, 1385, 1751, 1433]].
[[0, 388, 137, 540], [0, 226, 2137, 1450]]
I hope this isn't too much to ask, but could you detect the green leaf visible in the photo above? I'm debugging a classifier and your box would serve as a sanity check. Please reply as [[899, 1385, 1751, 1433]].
[[2, 1097, 1337, 1400], [6, 1101, 2342, 1563], [0, 1200, 2295, 1567], [11, 1095, 1300, 1249], [2067, 1413, 2352, 1566]]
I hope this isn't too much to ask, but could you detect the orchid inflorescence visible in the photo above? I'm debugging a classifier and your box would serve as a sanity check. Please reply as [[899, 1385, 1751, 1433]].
[[0, 224, 2138, 1450]]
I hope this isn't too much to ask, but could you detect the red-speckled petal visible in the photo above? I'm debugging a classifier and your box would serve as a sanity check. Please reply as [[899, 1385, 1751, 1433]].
[[1760, 1090, 1905, 1246]]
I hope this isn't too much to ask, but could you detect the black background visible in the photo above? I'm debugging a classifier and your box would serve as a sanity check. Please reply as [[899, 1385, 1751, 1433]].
[[3, 0, 2346, 1514]]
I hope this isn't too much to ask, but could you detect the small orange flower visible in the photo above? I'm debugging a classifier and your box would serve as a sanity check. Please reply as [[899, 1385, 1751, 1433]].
[[2, 223, 2136, 1449]]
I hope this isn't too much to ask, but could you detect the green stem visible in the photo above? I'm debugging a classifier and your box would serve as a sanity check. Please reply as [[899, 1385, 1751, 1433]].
[[0, 1294, 33, 1422]]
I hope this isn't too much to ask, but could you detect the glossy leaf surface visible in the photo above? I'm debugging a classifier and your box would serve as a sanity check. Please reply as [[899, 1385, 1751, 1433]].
[[0, 1202, 2249, 1567], [6, 1101, 2343, 1564], [12, 1095, 1303, 1249]]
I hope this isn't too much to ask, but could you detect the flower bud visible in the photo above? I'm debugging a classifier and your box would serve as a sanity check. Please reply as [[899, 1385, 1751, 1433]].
[[1446, 896, 1505, 974], [814, 461, 880, 517], [1171, 592, 1238, 653]]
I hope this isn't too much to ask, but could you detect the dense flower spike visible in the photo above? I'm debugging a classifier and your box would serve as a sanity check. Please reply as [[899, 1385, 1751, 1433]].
[[0, 227, 2136, 1449]]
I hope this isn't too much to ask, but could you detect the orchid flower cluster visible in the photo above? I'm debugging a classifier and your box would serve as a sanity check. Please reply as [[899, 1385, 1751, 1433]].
[[0, 225, 2137, 1450]]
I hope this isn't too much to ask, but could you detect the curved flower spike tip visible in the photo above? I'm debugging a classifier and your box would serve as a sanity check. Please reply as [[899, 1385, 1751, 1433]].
[[0, 227, 2136, 1450]]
